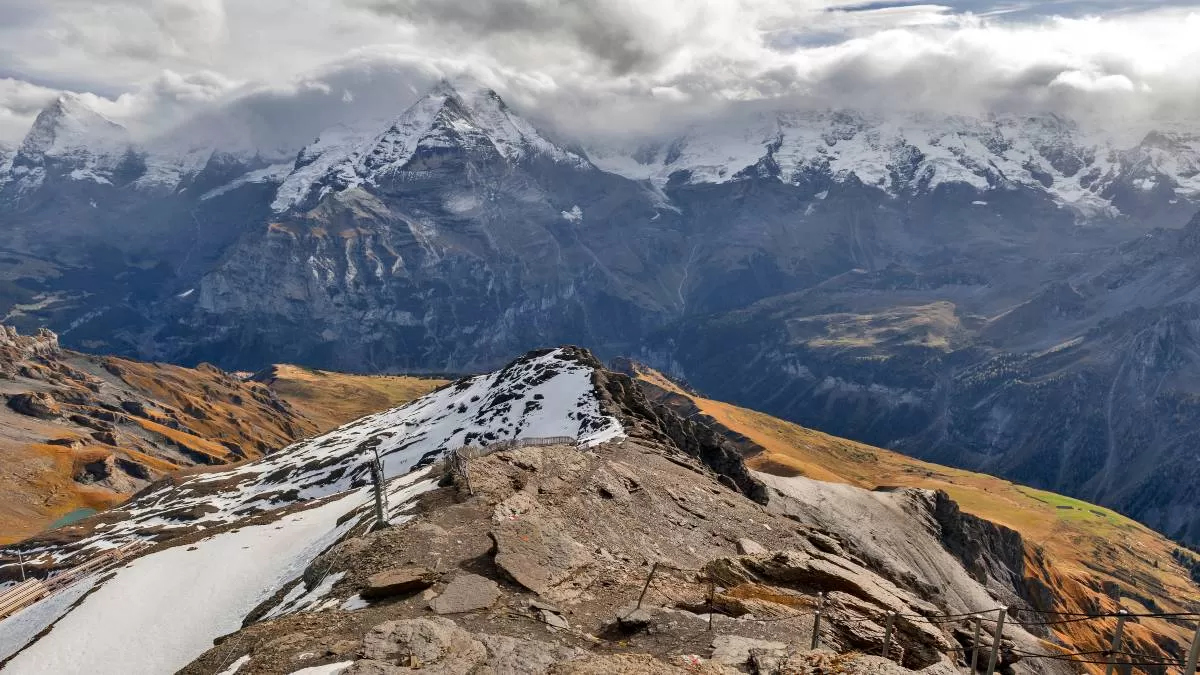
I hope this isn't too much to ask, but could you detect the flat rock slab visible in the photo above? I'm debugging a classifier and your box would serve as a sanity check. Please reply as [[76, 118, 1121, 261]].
[[491, 513, 590, 595], [736, 538, 768, 555], [429, 573, 501, 614], [711, 635, 788, 667], [353, 617, 583, 674], [361, 566, 438, 600]]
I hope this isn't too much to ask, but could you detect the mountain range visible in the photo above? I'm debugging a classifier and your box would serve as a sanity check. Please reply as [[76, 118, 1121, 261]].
[[2, 80, 1200, 547]]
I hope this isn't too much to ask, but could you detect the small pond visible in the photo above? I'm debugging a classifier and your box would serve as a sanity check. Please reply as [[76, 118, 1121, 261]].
[[47, 508, 98, 530]]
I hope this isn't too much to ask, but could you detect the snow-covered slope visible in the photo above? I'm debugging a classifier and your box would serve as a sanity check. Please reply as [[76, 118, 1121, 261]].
[[16, 95, 128, 161], [0, 347, 623, 674], [271, 80, 590, 213], [590, 110, 1199, 217], [0, 95, 289, 197], [4, 95, 132, 192]]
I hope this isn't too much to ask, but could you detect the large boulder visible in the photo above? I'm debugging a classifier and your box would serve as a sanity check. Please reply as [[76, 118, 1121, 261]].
[[491, 510, 590, 597], [361, 566, 439, 600], [357, 617, 487, 672], [350, 618, 584, 674], [7, 392, 60, 419]]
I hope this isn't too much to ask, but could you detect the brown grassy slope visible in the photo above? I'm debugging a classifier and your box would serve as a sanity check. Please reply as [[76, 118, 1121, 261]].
[[632, 364, 1200, 669], [0, 353, 319, 544], [255, 364, 448, 433], [0, 356, 446, 545]]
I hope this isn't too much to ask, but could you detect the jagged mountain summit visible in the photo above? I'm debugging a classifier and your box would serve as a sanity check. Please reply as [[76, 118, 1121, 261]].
[[0, 346, 1090, 675], [273, 80, 590, 213], [6, 95, 132, 191], [591, 111, 1200, 225]]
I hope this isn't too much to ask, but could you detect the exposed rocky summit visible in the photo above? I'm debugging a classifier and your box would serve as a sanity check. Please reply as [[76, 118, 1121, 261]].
[[1, 348, 1088, 674], [178, 440, 1058, 675]]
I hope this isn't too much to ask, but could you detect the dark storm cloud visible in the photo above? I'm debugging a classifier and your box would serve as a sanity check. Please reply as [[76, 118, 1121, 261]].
[[357, 0, 681, 74], [1, 0, 1199, 147]]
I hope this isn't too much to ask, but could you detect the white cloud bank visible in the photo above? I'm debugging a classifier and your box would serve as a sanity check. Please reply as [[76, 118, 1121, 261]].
[[0, 0, 1198, 148]]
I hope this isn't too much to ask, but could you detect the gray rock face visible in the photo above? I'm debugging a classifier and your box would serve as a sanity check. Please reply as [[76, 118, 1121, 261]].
[[351, 617, 583, 674], [358, 617, 488, 672], [492, 507, 591, 596], [710, 635, 787, 667], [428, 573, 501, 614]]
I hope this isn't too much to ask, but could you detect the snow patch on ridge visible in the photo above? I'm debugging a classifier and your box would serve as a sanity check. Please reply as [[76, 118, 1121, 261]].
[[1, 493, 365, 675], [0, 347, 623, 673], [8, 347, 622, 567]]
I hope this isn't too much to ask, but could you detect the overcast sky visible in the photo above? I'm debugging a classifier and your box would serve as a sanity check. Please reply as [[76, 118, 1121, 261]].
[[1, 0, 1199, 148]]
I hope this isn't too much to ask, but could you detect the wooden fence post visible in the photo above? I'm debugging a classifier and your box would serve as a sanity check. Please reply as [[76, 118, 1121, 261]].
[[882, 611, 895, 659], [986, 606, 1007, 675], [369, 447, 389, 530], [811, 592, 826, 650], [971, 614, 983, 672], [1105, 610, 1128, 675], [636, 563, 659, 610]]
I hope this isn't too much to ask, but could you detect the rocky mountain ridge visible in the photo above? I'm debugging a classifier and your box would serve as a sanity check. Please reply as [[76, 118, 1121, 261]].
[[590, 110, 1200, 225], [0, 347, 1091, 674], [621, 360, 1200, 669], [0, 325, 445, 544]]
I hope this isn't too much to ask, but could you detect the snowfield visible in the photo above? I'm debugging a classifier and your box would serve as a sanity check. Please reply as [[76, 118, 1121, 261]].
[[0, 347, 624, 674], [2, 492, 366, 675], [588, 110, 1200, 216]]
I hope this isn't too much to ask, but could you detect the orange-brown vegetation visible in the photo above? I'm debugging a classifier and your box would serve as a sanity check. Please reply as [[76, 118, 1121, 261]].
[[631, 363, 1199, 670]]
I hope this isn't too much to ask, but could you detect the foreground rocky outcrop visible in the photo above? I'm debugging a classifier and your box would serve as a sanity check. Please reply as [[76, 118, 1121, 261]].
[[180, 439, 1065, 675]]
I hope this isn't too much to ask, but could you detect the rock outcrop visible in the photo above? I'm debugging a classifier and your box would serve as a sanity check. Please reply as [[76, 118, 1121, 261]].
[[0, 324, 316, 544], [933, 491, 1029, 610], [179, 438, 1065, 675], [362, 567, 439, 600]]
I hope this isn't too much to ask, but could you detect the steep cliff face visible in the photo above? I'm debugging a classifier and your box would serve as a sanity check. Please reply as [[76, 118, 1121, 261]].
[[618, 361, 1200, 665], [933, 491, 1028, 610], [595, 367, 769, 504]]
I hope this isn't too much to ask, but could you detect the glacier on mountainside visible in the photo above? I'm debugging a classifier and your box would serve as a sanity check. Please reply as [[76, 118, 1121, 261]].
[[588, 110, 1200, 217], [269, 80, 591, 213]]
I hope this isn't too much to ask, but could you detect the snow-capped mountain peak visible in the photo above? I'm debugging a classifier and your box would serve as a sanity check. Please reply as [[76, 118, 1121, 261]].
[[0, 95, 134, 193], [588, 109, 1200, 219], [0, 347, 631, 672], [271, 80, 589, 213], [18, 94, 128, 159]]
